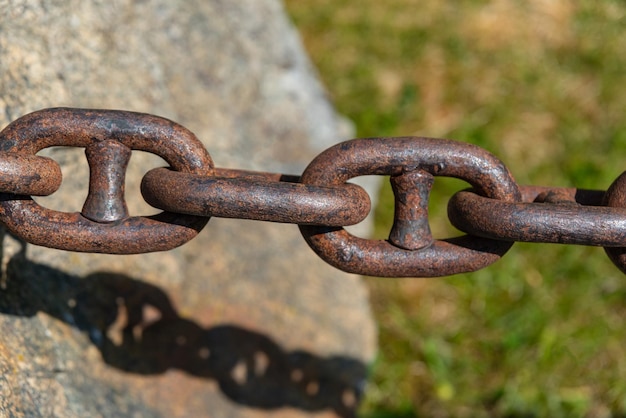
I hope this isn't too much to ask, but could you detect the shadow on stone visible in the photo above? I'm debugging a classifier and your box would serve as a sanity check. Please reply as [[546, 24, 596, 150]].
[[0, 244, 366, 417]]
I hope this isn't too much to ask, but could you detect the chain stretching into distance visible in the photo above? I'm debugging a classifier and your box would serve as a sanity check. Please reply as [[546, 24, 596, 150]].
[[1, 107, 626, 277]]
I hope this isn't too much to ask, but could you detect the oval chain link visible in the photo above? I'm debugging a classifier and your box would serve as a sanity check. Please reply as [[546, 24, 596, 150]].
[[0, 108, 213, 254], [298, 137, 521, 277], [141, 167, 371, 226], [448, 186, 626, 246]]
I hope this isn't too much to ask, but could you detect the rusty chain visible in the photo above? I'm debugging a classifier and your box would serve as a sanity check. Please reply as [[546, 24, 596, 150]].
[[1, 107, 626, 277]]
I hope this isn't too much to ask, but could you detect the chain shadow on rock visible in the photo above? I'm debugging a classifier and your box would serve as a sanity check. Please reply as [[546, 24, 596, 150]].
[[0, 237, 366, 418]]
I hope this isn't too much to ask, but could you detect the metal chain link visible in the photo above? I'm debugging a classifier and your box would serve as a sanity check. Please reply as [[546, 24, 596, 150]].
[[1, 107, 625, 277]]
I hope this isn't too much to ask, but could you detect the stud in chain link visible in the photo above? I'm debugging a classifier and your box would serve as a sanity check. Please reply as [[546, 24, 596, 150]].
[[389, 169, 434, 250], [299, 137, 521, 278], [82, 139, 131, 223]]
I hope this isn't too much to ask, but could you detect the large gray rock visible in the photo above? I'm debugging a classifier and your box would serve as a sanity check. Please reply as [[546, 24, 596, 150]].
[[0, 1, 376, 416]]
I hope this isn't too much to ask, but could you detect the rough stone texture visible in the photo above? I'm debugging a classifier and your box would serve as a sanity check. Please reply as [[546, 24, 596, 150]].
[[0, 1, 377, 417]]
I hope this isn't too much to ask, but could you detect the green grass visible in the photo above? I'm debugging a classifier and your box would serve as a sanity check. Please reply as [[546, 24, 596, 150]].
[[284, 1, 626, 417]]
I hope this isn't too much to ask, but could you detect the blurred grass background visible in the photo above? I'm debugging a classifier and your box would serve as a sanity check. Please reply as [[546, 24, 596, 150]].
[[283, 1, 626, 417]]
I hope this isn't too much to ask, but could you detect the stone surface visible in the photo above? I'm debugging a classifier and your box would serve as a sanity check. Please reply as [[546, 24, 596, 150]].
[[0, 0, 377, 416]]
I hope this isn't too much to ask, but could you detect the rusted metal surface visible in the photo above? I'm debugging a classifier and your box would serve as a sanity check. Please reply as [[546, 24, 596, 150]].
[[1, 107, 626, 276], [603, 172, 626, 273], [0, 153, 62, 196], [298, 137, 521, 277], [0, 108, 212, 254], [82, 139, 132, 223], [142, 167, 371, 226], [0, 108, 213, 171], [388, 170, 434, 250], [0, 204, 208, 254], [448, 186, 626, 246]]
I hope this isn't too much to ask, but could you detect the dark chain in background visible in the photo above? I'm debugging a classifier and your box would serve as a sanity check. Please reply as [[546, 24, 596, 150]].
[[2, 107, 626, 277]]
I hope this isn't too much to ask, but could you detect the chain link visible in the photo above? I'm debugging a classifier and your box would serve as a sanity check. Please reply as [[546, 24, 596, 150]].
[[1, 107, 625, 277], [298, 136, 521, 277], [0, 108, 212, 253]]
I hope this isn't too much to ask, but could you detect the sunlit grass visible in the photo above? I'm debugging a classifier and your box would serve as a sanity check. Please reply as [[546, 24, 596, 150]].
[[284, 1, 626, 416]]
